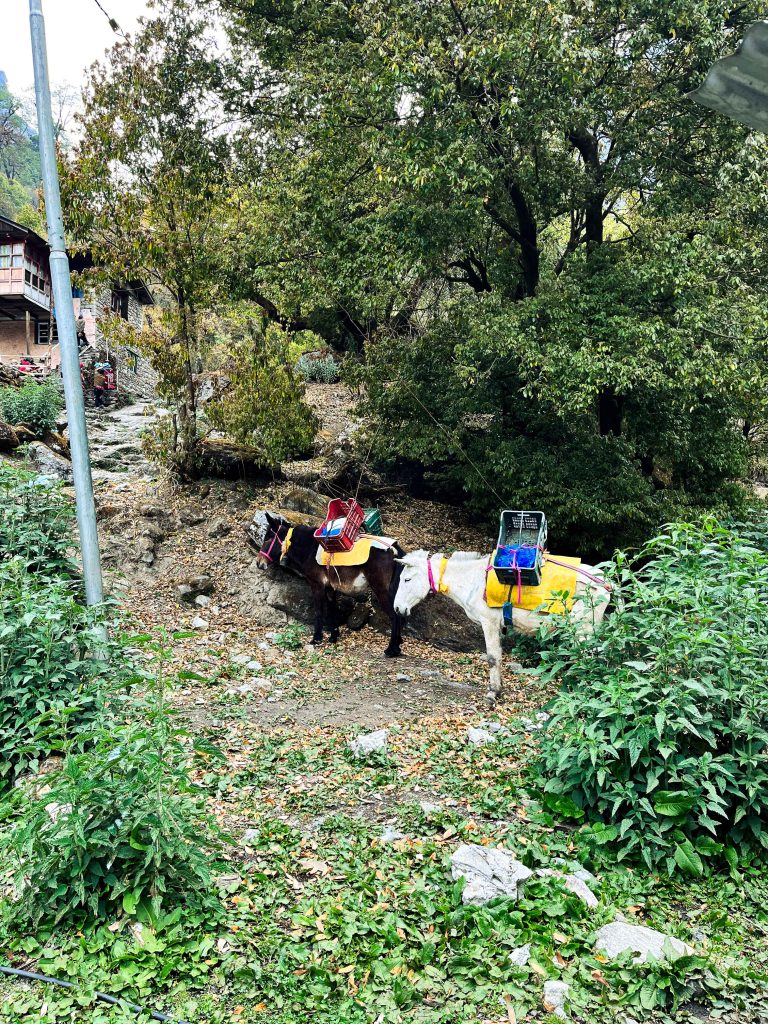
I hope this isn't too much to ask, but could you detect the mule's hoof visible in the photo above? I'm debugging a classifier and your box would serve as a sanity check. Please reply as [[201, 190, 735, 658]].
[[310, 636, 323, 647], [384, 647, 402, 659], [485, 691, 498, 708], [329, 632, 340, 644]]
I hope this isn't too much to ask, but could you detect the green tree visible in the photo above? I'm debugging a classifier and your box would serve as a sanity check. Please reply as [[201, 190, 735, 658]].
[[218, 0, 768, 551], [63, 2, 230, 477]]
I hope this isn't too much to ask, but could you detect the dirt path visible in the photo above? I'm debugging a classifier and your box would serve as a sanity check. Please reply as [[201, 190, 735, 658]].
[[84, 391, 513, 737]]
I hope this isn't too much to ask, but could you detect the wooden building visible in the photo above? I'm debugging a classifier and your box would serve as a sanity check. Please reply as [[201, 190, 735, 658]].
[[0, 215, 158, 399], [0, 215, 53, 358]]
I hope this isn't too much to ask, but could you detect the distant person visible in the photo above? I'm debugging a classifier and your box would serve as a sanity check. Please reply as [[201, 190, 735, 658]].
[[93, 363, 106, 408], [76, 313, 87, 348]]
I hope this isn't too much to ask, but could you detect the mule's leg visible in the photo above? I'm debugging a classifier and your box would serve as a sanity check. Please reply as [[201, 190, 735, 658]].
[[326, 587, 340, 643], [480, 614, 504, 705], [369, 575, 402, 658], [310, 583, 325, 645]]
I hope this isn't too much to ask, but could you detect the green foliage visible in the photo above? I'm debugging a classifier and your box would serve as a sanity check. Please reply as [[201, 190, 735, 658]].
[[0, 380, 63, 436], [0, 463, 75, 576], [0, 83, 41, 222], [217, 0, 768, 552], [0, 468, 108, 787], [536, 516, 768, 873], [64, 6, 230, 477], [272, 622, 308, 650], [0, 560, 106, 789], [0, 464, 218, 927], [3, 681, 219, 927], [296, 352, 340, 384], [206, 321, 317, 464]]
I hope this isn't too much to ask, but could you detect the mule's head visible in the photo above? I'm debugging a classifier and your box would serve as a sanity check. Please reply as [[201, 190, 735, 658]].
[[254, 512, 290, 570], [394, 549, 431, 616]]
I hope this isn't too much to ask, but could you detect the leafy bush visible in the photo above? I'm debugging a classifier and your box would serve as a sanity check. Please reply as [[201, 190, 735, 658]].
[[296, 352, 340, 384], [4, 684, 219, 925], [0, 468, 111, 786], [0, 561, 110, 788], [0, 380, 63, 436], [0, 464, 76, 577], [536, 517, 768, 874]]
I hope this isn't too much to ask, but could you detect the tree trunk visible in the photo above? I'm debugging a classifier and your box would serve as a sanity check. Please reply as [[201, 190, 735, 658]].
[[176, 298, 199, 479], [598, 388, 624, 436]]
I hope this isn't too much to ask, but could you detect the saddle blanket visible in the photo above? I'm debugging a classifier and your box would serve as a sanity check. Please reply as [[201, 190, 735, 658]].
[[316, 534, 396, 567], [486, 555, 581, 614]]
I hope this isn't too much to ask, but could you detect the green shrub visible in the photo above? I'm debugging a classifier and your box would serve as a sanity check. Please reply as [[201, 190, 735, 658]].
[[296, 352, 340, 384], [0, 562, 110, 787], [0, 468, 110, 787], [0, 464, 76, 578], [0, 380, 63, 436], [536, 517, 768, 874], [4, 686, 219, 925]]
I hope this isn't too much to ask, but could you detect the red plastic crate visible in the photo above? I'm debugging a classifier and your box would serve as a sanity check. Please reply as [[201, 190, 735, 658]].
[[314, 498, 365, 553]]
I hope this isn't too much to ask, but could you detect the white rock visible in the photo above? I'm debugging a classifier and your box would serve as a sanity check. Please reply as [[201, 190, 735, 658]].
[[241, 828, 259, 845], [594, 922, 694, 964], [381, 826, 406, 844], [535, 869, 598, 908], [467, 726, 496, 746], [543, 980, 569, 1019], [231, 654, 251, 666], [396, 673, 412, 682], [194, 595, 211, 607], [508, 943, 531, 968], [479, 720, 504, 734], [349, 729, 389, 758], [44, 801, 72, 823], [451, 844, 532, 905], [420, 801, 440, 814], [551, 858, 598, 887], [246, 660, 263, 671], [191, 616, 209, 629], [258, 641, 271, 651]]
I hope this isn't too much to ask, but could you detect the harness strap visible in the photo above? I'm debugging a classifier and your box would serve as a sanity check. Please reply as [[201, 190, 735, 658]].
[[427, 554, 450, 594], [259, 528, 282, 564], [543, 554, 613, 592], [282, 527, 294, 557]]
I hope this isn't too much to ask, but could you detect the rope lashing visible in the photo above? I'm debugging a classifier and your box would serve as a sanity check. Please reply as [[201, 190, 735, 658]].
[[427, 554, 449, 594]]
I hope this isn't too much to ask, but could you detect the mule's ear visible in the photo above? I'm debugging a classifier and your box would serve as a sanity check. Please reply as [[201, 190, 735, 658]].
[[265, 511, 277, 527]]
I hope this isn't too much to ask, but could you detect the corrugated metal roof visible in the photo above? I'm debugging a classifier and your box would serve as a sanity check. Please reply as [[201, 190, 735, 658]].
[[690, 21, 768, 132]]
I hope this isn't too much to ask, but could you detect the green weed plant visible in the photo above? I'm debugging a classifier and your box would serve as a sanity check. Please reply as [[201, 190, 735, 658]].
[[537, 517, 768, 874]]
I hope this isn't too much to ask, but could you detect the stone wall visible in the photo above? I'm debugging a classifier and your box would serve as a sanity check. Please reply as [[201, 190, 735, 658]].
[[82, 288, 159, 401], [0, 319, 33, 361]]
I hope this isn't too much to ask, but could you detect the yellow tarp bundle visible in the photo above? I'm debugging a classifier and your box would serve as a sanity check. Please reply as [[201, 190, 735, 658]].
[[485, 555, 581, 614], [316, 534, 395, 567]]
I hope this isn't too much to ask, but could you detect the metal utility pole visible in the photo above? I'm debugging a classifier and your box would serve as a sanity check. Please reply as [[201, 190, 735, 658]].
[[29, 0, 104, 606]]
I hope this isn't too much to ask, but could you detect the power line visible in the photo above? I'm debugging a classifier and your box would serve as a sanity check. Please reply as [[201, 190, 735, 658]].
[[91, 0, 127, 40]]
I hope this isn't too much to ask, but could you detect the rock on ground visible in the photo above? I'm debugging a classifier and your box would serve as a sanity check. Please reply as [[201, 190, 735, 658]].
[[535, 869, 598, 908], [543, 980, 569, 1019], [467, 726, 496, 746], [594, 922, 694, 963], [450, 844, 532, 905], [349, 729, 388, 758], [26, 441, 73, 483], [0, 420, 20, 452], [508, 944, 531, 968]]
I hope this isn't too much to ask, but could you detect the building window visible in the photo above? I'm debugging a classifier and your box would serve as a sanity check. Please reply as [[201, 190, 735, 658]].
[[0, 244, 9, 269], [36, 320, 57, 345], [110, 288, 130, 320], [125, 348, 140, 373]]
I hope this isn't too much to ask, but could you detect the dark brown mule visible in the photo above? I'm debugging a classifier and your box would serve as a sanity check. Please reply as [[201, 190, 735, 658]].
[[254, 514, 405, 657]]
